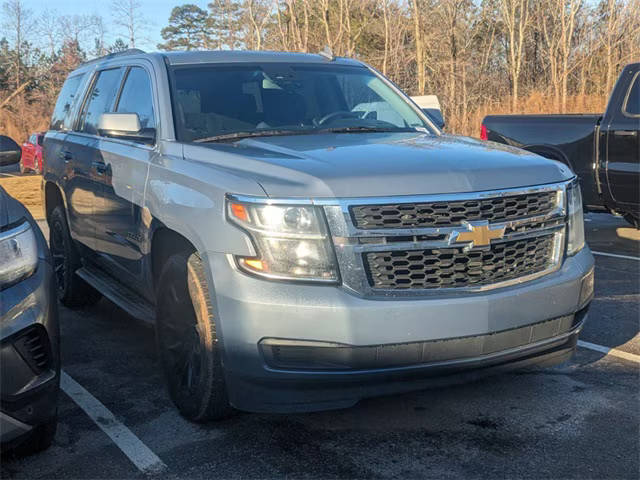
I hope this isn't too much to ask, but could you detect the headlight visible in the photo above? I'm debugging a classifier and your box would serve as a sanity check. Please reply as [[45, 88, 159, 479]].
[[0, 222, 38, 289], [227, 199, 339, 282], [567, 181, 585, 255]]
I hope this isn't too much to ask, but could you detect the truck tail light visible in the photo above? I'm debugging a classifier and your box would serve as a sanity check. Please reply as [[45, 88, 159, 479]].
[[480, 124, 488, 141]]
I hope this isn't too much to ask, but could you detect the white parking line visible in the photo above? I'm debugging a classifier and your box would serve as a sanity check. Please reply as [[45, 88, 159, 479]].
[[592, 251, 640, 261], [578, 341, 640, 363], [60, 371, 167, 474]]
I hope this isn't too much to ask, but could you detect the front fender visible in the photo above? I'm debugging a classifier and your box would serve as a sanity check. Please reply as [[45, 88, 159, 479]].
[[144, 143, 265, 258]]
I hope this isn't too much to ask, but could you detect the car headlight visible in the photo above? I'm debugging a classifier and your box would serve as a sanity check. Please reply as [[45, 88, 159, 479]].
[[227, 198, 339, 282], [0, 222, 38, 289], [567, 181, 585, 256]]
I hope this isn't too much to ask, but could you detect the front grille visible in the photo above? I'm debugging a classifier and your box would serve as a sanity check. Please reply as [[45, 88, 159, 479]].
[[351, 191, 558, 229], [365, 234, 556, 290]]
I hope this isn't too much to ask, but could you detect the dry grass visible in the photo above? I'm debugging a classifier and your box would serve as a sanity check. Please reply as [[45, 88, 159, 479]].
[[455, 92, 608, 137], [0, 175, 44, 220]]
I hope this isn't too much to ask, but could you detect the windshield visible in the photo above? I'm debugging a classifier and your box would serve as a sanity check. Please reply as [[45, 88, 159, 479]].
[[169, 63, 433, 142]]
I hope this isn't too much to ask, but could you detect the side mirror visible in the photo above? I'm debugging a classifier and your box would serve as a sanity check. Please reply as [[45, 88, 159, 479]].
[[0, 135, 22, 166], [98, 113, 155, 144], [422, 108, 445, 130]]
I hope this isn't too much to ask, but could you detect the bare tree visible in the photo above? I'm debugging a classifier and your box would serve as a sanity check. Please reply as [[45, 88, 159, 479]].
[[111, 0, 145, 48], [411, 0, 425, 95], [498, 0, 531, 111], [244, 0, 272, 50], [2, 0, 34, 90]]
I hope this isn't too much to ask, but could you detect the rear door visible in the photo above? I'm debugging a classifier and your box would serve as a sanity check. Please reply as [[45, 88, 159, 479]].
[[64, 67, 124, 250], [92, 64, 157, 292], [44, 71, 87, 216], [604, 65, 640, 209]]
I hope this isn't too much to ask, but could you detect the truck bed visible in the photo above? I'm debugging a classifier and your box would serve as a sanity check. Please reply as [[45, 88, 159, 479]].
[[482, 114, 602, 209]]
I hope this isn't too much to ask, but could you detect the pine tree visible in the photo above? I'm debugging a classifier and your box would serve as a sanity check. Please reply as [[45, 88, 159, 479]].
[[158, 5, 212, 51]]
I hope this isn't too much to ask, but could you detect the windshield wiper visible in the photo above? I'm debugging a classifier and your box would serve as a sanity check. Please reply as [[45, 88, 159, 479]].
[[316, 126, 420, 134], [194, 129, 312, 143]]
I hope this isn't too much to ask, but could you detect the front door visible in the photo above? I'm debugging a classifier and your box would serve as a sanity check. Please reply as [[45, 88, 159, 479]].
[[92, 65, 156, 291]]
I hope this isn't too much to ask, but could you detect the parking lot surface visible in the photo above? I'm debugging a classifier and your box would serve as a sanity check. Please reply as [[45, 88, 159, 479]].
[[2, 213, 638, 479]]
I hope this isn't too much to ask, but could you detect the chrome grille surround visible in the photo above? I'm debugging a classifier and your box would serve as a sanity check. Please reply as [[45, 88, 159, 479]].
[[319, 181, 569, 297], [229, 180, 570, 297]]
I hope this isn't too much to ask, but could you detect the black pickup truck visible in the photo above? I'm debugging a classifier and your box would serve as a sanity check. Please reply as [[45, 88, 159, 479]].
[[482, 63, 639, 227]]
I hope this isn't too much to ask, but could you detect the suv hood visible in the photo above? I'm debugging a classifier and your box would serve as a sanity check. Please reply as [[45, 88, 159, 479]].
[[188, 132, 573, 198]]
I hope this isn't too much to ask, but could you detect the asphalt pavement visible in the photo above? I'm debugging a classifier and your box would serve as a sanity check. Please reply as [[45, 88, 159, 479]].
[[2, 213, 638, 479]]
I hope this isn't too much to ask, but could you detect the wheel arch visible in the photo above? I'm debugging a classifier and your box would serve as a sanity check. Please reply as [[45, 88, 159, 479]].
[[150, 224, 196, 291], [522, 145, 575, 172], [43, 181, 66, 222]]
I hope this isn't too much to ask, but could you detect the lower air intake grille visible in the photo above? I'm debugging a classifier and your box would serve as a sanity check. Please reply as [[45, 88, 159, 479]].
[[365, 234, 556, 290], [14, 326, 52, 374]]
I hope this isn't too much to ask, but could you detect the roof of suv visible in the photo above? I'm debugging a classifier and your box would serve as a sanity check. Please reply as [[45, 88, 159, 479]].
[[162, 50, 363, 66], [74, 50, 363, 74]]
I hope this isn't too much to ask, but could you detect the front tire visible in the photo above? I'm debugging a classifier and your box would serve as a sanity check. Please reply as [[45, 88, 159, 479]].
[[156, 251, 234, 422], [623, 213, 639, 229], [49, 206, 102, 307]]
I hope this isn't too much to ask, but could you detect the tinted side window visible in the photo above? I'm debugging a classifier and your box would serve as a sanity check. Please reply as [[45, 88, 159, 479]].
[[0, 135, 20, 151], [37, 134, 44, 146], [79, 68, 123, 135], [50, 74, 85, 131], [624, 74, 639, 116], [116, 67, 155, 130]]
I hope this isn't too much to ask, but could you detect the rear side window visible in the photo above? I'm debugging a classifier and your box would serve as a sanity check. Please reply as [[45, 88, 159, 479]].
[[37, 134, 44, 146], [50, 74, 85, 131], [79, 68, 123, 135], [0, 135, 19, 151], [624, 73, 639, 116], [29, 134, 36, 144], [116, 67, 156, 130]]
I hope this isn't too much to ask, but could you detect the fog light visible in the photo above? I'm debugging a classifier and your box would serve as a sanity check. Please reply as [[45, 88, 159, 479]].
[[579, 268, 594, 308]]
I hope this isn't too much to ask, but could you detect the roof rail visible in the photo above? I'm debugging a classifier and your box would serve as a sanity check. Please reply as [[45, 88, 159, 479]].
[[80, 48, 146, 67]]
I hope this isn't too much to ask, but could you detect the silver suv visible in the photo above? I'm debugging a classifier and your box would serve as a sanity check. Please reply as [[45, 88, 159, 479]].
[[43, 49, 594, 420]]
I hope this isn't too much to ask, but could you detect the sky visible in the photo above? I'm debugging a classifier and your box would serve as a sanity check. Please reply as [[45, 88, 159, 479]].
[[17, 0, 203, 51]]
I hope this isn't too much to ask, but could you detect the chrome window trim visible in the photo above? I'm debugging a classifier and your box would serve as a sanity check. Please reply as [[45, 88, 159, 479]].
[[228, 180, 572, 297]]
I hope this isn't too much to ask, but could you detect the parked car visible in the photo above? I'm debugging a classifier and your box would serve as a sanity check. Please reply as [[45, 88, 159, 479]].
[[0, 187, 60, 455], [482, 63, 640, 227], [20, 132, 45, 174], [43, 49, 594, 421], [0, 135, 21, 167]]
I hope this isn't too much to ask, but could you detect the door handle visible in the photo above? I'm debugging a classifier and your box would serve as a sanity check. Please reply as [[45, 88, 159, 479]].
[[614, 130, 637, 137], [93, 161, 108, 175], [59, 150, 72, 163]]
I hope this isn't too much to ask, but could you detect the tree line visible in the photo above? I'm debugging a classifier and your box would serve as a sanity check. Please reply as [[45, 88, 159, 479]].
[[1, 0, 639, 142]]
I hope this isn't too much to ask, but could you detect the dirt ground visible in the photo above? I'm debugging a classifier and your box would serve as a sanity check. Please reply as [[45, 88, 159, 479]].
[[0, 175, 44, 219]]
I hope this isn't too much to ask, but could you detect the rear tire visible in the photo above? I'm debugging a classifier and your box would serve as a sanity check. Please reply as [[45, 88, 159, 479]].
[[155, 251, 235, 422], [49, 206, 102, 307]]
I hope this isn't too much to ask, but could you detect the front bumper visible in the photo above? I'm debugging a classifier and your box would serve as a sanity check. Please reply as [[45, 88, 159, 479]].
[[205, 247, 594, 413], [0, 257, 60, 445]]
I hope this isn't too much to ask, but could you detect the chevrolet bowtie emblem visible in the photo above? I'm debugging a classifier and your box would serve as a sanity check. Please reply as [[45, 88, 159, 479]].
[[451, 222, 506, 249]]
